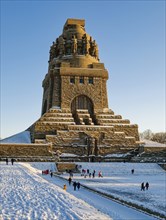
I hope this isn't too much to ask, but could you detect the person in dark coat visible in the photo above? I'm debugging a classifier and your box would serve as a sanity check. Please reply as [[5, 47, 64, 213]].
[[92, 170, 95, 178], [11, 158, 14, 165], [68, 177, 72, 185], [77, 182, 80, 190], [73, 181, 77, 191], [50, 172, 53, 177], [141, 182, 145, 191], [131, 169, 134, 174], [6, 158, 8, 165], [145, 182, 149, 190]]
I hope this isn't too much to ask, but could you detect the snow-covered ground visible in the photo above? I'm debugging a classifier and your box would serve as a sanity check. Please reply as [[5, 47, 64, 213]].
[[1, 162, 165, 220], [63, 162, 166, 217], [0, 162, 110, 220]]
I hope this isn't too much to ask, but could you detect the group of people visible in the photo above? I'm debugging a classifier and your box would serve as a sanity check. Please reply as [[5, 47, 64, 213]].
[[141, 182, 149, 191], [73, 181, 81, 191], [6, 158, 15, 165], [68, 177, 81, 191], [81, 169, 103, 178]]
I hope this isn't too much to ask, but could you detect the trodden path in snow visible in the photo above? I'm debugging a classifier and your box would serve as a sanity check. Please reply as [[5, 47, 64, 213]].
[[23, 162, 159, 220], [0, 163, 111, 220]]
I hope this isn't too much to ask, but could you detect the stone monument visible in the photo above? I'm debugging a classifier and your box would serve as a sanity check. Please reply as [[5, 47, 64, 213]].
[[30, 18, 140, 160]]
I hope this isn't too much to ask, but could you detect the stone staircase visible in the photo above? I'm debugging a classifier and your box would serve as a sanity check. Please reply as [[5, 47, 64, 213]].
[[74, 109, 94, 125], [31, 107, 139, 157], [95, 111, 130, 126], [94, 110, 139, 142], [34, 108, 75, 140]]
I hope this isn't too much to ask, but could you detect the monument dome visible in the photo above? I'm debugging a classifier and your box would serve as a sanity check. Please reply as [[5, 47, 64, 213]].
[[49, 19, 99, 68]]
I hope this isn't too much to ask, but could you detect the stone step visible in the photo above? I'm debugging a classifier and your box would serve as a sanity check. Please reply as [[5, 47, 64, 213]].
[[37, 121, 75, 125], [35, 139, 47, 144], [95, 109, 114, 114], [99, 119, 130, 125], [96, 114, 122, 119], [68, 125, 114, 132], [83, 118, 94, 125], [76, 109, 89, 113], [104, 132, 125, 139], [48, 108, 62, 113], [77, 117, 85, 125], [77, 113, 90, 118], [40, 117, 74, 122], [56, 130, 71, 134], [43, 113, 73, 117]]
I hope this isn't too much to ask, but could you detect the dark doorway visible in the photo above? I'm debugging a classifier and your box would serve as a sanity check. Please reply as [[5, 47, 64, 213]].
[[71, 95, 94, 116], [71, 95, 94, 125]]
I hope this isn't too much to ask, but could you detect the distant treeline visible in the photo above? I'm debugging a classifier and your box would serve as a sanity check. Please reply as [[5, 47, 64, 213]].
[[140, 129, 166, 144]]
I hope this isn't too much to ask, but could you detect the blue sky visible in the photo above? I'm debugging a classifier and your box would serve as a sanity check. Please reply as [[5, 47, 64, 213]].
[[1, 0, 165, 139]]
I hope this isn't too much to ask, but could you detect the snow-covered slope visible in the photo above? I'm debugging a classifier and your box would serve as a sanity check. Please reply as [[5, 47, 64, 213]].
[[0, 162, 111, 220], [0, 131, 31, 143], [141, 139, 166, 147]]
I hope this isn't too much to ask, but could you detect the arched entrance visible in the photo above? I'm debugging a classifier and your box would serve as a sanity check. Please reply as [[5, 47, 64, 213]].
[[71, 95, 94, 124]]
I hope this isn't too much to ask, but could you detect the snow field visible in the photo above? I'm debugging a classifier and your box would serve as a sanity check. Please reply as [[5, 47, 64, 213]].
[[1, 162, 165, 220]]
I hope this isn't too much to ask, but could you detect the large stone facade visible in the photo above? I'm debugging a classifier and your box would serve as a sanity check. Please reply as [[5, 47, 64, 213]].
[[31, 18, 140, 158]]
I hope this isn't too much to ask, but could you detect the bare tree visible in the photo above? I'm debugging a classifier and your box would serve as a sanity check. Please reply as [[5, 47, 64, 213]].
[[151, 132, 166, 144], [140, 129, 153, 140]]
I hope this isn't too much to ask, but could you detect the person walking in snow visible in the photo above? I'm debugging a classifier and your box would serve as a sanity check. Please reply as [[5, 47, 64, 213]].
[[11, 158, 14, 165], [68, 177, 72, 185], [77, 182, 80, 191], [92, 170, 95, 178], [141, 182, 145, 191], [63, 184, 67, 191], [145, 182, 149, 190], [131, 169, 134, 174], [69, 171, 73, 178], [6, 158, 8, 165], [73, 181, 77, 191], [98, 171, 103, 177], [50, 172, 53, 177]]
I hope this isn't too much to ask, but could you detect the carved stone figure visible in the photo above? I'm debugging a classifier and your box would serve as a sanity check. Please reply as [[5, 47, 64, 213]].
[[91, 40, 96, 56], [71, 35, 77, 54], [89, 36, 93, 55], [82, 34, 89, 55], [58, 36, 65, 55], [55, 38, 59, 57], [94, 46, 99, 60], [90, 40, 99, 60], [49, 41, 57, 61]]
